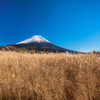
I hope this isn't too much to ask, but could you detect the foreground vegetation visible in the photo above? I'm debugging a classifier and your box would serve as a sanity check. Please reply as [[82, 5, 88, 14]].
[[0, 51, 100, 100]]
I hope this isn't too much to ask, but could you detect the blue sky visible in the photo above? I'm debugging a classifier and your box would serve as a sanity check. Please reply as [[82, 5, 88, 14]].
[[0, 0, 100, 52]]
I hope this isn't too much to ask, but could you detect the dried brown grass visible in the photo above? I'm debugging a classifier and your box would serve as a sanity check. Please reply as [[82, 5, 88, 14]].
[[0, 51, 100, 100]]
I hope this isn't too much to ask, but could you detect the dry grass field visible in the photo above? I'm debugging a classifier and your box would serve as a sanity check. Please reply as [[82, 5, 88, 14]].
[[0, 51, 100, 100]]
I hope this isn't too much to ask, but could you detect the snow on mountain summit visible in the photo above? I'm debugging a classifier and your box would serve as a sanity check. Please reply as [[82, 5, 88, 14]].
[[17, 35, 50, 44]]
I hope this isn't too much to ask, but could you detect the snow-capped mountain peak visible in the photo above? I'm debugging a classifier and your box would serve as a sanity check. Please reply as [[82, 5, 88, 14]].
[[17, 35, 50, 44]]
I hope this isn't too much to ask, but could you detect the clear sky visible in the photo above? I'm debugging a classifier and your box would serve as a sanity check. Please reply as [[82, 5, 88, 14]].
[[0, 0, 100, 52]]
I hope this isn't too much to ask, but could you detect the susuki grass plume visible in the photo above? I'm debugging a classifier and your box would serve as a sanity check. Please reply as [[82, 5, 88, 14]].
[[0, 51, 100, 100]]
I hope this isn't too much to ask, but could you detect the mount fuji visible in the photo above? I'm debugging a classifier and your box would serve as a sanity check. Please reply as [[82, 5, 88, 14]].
[[1, 35, 79, 53]]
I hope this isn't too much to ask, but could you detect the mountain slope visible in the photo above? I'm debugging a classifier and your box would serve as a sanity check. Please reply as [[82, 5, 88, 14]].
[[12, 35, 77, 53], [0, 35, 79, 53]]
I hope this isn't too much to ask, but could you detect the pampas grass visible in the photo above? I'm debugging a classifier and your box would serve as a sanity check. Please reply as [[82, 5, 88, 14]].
[[0, 51, 100, 100]]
